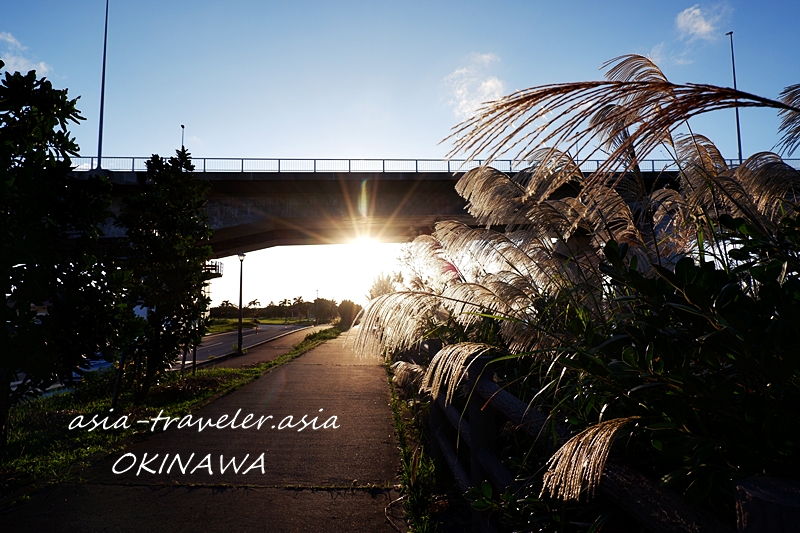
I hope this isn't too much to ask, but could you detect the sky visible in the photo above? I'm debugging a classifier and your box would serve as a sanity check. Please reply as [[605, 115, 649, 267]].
[[4, 0, 800, 306]]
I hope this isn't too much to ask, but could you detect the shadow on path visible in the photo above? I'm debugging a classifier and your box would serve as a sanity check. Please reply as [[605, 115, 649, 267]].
[[2, 330, 404, 533]]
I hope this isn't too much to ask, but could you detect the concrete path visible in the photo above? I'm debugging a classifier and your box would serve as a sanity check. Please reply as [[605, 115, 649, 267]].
[[2, 330, 404, 532]]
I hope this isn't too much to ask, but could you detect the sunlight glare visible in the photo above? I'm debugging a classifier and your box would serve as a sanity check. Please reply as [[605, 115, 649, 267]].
[[208, 240, 403, 308]]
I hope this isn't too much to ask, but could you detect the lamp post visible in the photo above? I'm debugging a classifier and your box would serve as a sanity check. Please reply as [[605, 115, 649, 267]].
[[726, 31, 743, 164], [238, 253, 245, 355], [181, 125, 185, 149], [96, 0, 109, 170]]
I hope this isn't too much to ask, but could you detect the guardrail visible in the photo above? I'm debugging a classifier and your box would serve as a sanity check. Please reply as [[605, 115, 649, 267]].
[[432, 356, 731, 533], [71, 157, 800, 174]]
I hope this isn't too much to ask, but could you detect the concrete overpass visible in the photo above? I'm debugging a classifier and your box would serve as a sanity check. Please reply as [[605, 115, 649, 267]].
[[75, 157, 688, 259]]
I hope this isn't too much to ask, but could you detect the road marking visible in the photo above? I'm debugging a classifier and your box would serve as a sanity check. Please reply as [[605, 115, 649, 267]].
[[205, 342, 223, 347]]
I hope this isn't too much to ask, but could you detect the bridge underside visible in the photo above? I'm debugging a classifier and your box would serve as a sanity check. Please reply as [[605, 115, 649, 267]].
[[106, 171, 477, 258], [103, 168, 675, 258], [208, 214, 475, 257]]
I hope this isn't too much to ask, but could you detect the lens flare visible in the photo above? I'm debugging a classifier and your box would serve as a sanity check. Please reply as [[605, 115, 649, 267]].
[[358, 180, 368, 218]]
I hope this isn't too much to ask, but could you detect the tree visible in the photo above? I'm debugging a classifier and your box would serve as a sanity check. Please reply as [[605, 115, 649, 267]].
[[291, 296, 305, 320], [116, 148, 212, 401], [355, 55, 800, 528], [278, 298, 291, 322], [337, 300, 362, 331], [0, 61, 118, 445], [366, 271, 402, 301], [314, 298, 338, 324], [247, 299, 260, 309]]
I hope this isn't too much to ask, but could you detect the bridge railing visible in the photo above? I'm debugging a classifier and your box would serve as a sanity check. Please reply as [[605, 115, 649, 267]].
[[70, 157, 800, 173]]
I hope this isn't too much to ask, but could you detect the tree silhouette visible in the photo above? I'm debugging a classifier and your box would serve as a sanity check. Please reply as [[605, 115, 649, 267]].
[[0, 62, 120, 445], [116, 148, 212, 401]]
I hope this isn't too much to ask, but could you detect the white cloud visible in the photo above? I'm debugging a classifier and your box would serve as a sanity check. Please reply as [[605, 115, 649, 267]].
[[0, 32, 51, 75], [646, 5, 730, 68], [648, 43, 667, 66], [471, 53, 498, 68], [445, 53, 505, 119], [2, 55, 51, 75], [649, 42, 695, 67], [675, 4, 724, 41], [0, 32, 24, 49]]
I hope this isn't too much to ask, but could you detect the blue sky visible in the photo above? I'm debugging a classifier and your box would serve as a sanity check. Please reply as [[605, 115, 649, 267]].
[[4, 0, 800, 306]]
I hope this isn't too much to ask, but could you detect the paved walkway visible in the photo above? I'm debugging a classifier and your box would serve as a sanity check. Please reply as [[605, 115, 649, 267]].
[[2, 329, 404, 532]]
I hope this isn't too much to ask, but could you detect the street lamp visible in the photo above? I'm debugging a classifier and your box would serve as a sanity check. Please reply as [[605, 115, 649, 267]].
[[96, 0, 110, 170], [238, 253, 245, 355], [726, 31, 743, 164], [181, 125, 185, 149]]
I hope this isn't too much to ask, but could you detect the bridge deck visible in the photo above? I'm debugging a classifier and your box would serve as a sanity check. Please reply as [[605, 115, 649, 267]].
[[79, 156, 778, 258]]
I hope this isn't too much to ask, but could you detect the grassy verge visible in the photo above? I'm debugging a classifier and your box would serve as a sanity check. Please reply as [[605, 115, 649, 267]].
[[385, 364, 438, 533], [205, 318, 313, 334], [0, 326, 340, 502]]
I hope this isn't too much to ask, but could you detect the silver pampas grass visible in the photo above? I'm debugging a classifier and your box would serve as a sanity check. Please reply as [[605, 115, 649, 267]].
[[540, 417, 639, 502]]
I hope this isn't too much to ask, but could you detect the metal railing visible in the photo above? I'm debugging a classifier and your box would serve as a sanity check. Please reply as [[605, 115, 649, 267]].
[[71, 156, 800, 174]]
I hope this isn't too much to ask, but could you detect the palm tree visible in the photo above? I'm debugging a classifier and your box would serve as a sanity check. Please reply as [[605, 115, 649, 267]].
[[278, 298, 290, 322], [354, 55, 800, 528]]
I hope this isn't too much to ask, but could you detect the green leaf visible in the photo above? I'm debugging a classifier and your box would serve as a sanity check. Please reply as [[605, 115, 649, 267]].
[[647, 421, 677, 430], [622, 346, 638, 368], [645, 342, 655, 371], [629, 383, 666, 394], [674, 257, 696, 287], [480, 480, 492, 499], [471, 499, 493, 512], [684, 473, 714, 507], [587, 511, 616, 533], [663, 302, 704, 316], [714, 282, 740, 309]]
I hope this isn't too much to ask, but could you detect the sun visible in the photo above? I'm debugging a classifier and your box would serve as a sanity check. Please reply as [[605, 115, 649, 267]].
[[348, 236, 381, 256], [323, 237, 401, 303]]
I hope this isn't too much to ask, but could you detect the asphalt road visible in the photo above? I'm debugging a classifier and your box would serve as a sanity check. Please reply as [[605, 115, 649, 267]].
[[190, 324, 306, 363]]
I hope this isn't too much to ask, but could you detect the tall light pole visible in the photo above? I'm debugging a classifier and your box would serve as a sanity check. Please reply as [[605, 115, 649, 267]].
[[238, 253, 245, 356], [181, 124, 185, 149], [96, 0, 110, 170], [726, 31, 743, 164]]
